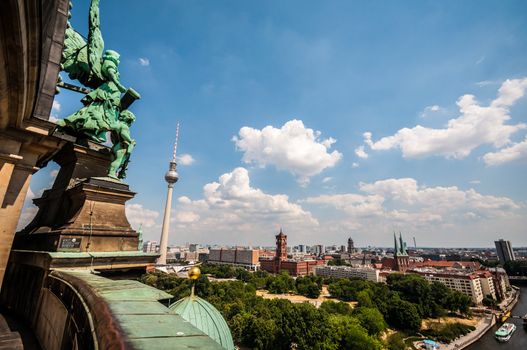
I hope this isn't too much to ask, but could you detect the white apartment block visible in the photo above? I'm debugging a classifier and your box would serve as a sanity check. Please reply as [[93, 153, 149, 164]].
[[478, 272, 497, 300], [142, 240, 158, 253], [493, 267, 510, 299], [413, 268, 488, 304], [314, 265, 380, 283]]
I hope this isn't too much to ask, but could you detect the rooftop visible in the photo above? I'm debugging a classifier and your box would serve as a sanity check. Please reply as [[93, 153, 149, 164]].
[[53, 270, 224, 350]]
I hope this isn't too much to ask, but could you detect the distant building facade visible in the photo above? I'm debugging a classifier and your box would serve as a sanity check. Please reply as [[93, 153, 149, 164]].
[[313, 244, 325, 256], [413, 268, 485, 304], [142, 240, 158, 253], [410, 267, 510, 305], [494, 239, 515, 265], [411, 268, 489, 304], [491, 267, 510, 301], [315, 265, 380, 282], [208, 248, 260, 271], [412, 260, 482, 271]]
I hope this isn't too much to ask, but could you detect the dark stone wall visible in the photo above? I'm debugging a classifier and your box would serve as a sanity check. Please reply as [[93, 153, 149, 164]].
[[0, 0, 68, 128], [0, 263, 46, 327], [33, 0, 69, 121], [0, 263, 99, 350]]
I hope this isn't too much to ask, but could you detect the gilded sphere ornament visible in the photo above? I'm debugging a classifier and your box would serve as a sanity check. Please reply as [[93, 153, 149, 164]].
[[188, 266, 201, 280]]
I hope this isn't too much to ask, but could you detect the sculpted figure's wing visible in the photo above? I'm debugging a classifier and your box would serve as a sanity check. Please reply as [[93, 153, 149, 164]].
[[87, 0, 104, 81], [60, 0, 104, 88], [62, 24, 92, 86]]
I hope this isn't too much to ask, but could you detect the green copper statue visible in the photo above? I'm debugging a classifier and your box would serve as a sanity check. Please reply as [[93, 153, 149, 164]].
[[56, 0, 140, 180]]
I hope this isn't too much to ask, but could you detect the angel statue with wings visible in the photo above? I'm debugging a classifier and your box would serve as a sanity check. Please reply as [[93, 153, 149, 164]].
[[56, 0, 140, 180]]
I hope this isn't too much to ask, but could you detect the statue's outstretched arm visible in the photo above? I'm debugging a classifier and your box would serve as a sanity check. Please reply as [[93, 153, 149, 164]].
[[88, 0, 104, 79], [107, 67, 126, 93]]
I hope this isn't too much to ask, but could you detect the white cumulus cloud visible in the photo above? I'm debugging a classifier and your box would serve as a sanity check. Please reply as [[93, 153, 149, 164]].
[[171, 167, 317, 244], [304, 193, 384, 217], [233, 119, 342, 185], [177, 153, 195, 165], [52, 100, 61, 112], [364, 78, 527, 160], [49, 99, 61, 123], [483, 135, 527, 166], [138, 57, 150, 66], [16, 187, 37, 231], [125, 203, 160, 228], [322, 177, 333, 184], [304, 177, 521, 229], [354, 145, 368, 159], [475, 80, 495, 87], [419, 105, 442, 118]]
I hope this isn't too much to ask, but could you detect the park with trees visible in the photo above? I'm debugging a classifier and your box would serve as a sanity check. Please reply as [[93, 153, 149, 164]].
[[140, 264, 474, 349]]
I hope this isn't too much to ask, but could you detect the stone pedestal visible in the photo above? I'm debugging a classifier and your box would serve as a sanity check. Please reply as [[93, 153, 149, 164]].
[[13, 142, 139, 252]]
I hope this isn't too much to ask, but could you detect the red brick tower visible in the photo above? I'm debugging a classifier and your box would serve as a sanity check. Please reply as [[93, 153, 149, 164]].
[[276, 228, 287, 262]]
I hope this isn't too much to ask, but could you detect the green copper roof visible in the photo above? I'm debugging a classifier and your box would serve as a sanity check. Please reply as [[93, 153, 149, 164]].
[[54, 270, 224, 349], [169, 295, 235, 350]]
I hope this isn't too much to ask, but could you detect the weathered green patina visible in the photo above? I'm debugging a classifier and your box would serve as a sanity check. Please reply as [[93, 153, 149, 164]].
[[169, 270, 235, 350], [169, 294, 236, 350], [52, 270, 224, 349], [56, 0, 140, 180], [137, 224, 143, 251]]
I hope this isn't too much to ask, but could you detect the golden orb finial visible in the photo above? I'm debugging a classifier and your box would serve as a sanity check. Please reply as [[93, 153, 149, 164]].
[[188, 266, 201, 280]]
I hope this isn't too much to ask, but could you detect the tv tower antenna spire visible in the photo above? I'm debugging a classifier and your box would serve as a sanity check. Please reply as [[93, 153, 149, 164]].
[[172, 122, 180, 163], [158, 123, 180, 266]]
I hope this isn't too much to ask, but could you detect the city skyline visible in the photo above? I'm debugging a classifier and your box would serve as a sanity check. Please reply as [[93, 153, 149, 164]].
[[2, 2, 526, 350], [20, 0, 527, 247]]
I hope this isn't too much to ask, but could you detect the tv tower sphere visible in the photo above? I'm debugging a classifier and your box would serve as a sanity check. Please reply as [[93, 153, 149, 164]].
[[165, 160, 179, 185]]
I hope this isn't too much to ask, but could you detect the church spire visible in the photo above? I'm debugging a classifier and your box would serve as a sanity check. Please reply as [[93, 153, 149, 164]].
[[398, 232, 408, 256], [394, 232, 399, 256]]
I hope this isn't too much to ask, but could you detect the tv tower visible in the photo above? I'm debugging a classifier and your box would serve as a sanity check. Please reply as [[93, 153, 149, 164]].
[[158, 123, 180, 265]]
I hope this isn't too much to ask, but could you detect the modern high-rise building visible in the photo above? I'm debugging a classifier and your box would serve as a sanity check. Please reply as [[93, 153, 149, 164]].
[[347, 237, 355, 253], [494, 239, 515, 265], [314, 244, 325, 256]]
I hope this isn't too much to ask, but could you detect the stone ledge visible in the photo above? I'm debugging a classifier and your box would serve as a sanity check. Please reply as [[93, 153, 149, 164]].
[[9, 250, 159, 272]]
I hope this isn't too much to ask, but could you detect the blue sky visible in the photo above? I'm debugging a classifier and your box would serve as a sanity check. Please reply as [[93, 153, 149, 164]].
[[23, 0, 527, 247]]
